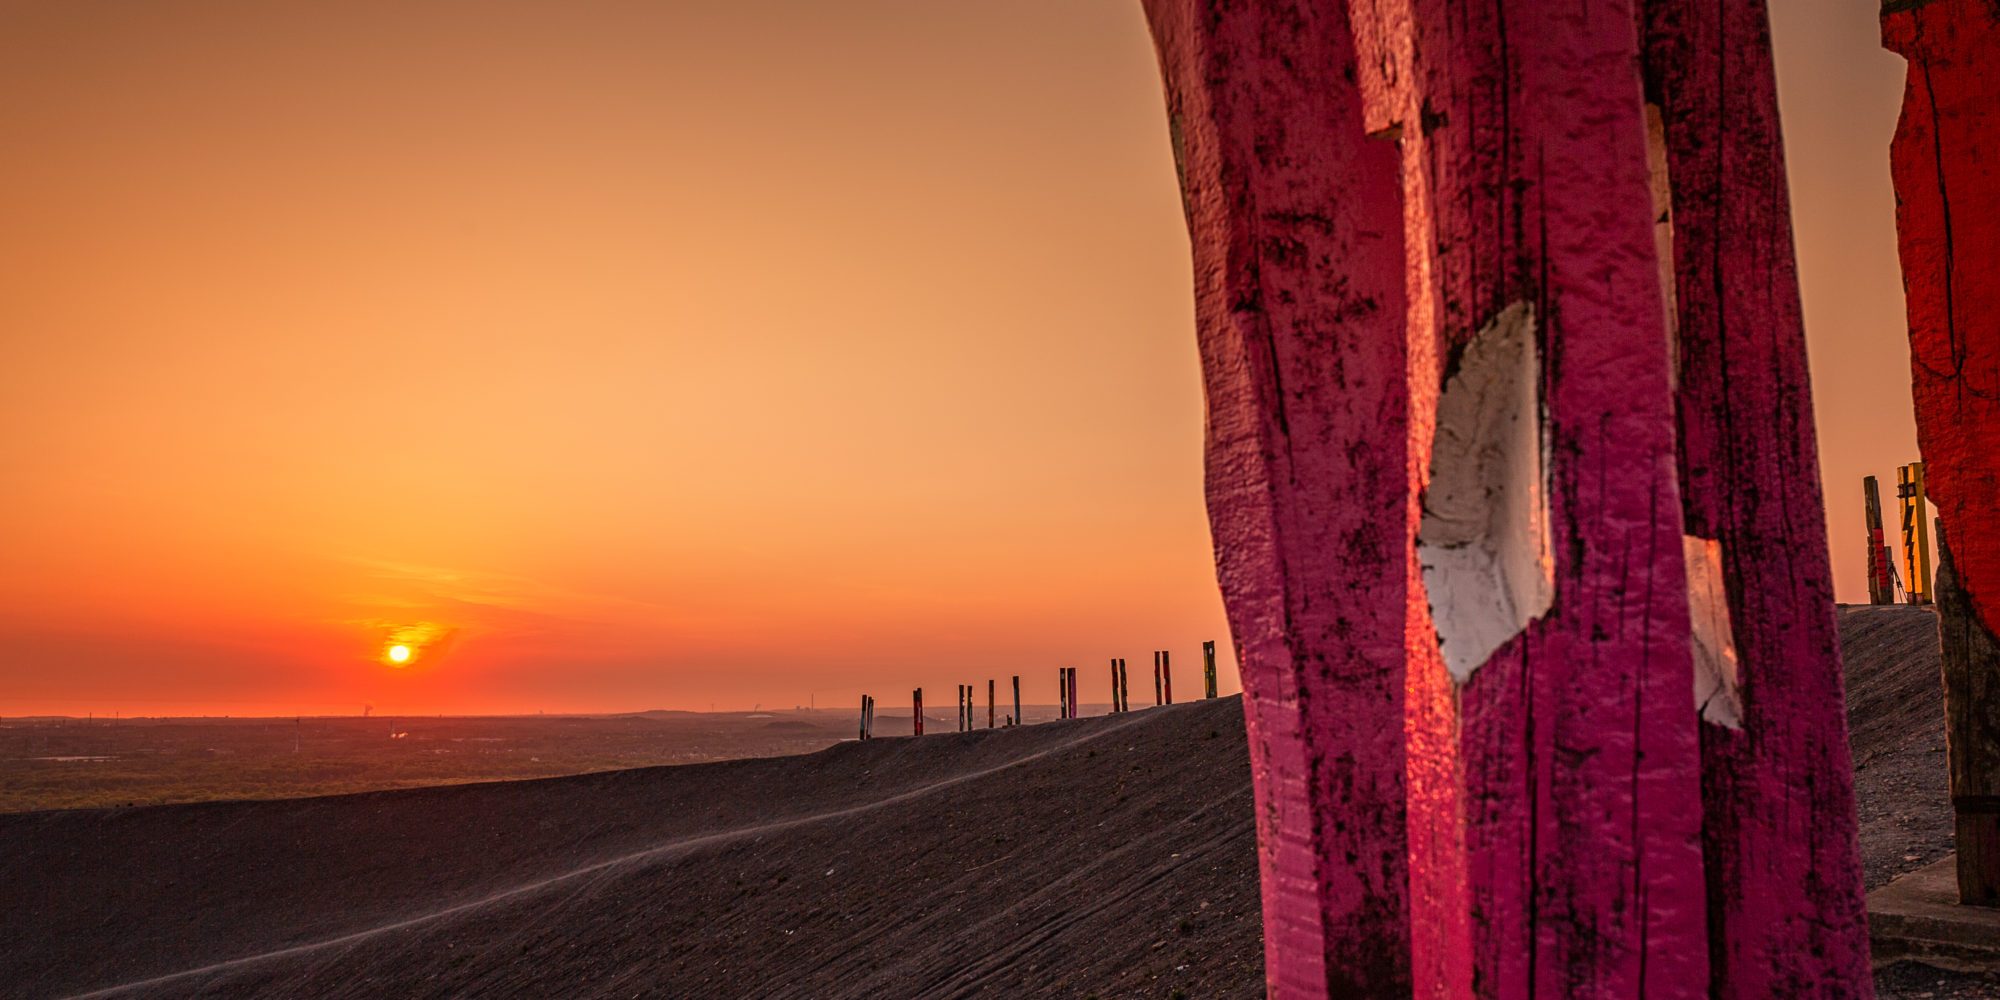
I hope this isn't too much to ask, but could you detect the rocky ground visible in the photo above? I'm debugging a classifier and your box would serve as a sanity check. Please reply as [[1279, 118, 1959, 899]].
[[1843, 604, 1999, 998]]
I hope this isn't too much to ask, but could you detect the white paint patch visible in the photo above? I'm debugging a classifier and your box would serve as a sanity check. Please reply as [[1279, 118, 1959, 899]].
[[1684, 534, 1744, 728], [1418, 302, 1555, 683]]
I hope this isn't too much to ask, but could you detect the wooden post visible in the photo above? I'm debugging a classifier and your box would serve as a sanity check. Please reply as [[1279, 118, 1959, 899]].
[[1900, 462, 1934, 604], [1069, 667, 1079, 720], [859, 695, 869, 740], [1883, 0, 2000, 905], [913, 689, 924, 736], [1939, 525, 2000, 904], [1012, 675, 1021, 727], [1202, 640, 1217, 699], [1110, 660, 1121, 713], [1865, 476, 1895, 604], [1154, 651, 1164, 706], [988, 678, 995, 729], [1163, 650, 1173, 705], [1058, 669, 1068, 720]]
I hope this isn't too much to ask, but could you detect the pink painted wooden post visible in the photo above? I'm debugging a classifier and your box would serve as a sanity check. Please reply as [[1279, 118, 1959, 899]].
[[1145, 2, 1417, 992], [1641, 1, 1873, 987], [1345, 0, 1712, 991], [1137, 0, 1878, 993]]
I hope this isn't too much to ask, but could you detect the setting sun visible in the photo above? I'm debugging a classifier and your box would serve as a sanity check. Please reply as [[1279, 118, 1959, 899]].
[[386, 645, 411, 665]]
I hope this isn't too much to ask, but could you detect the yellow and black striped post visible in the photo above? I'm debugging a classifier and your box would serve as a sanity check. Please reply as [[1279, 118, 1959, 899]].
[[1899, 462, 1934, 604], [1202, 640, 1217, 699]]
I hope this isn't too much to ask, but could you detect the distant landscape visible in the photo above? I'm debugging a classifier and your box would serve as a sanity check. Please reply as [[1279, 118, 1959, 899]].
[[0, 707, 1052, 814]]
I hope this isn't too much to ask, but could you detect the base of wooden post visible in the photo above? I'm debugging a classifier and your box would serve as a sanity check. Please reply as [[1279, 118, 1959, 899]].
[[1869, 855, 2000, 972]]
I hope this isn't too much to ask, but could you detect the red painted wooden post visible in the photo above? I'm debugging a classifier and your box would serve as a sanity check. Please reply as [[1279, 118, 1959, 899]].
[[1883, 0, 2000, 906], [1145, 3, 1417, 992]]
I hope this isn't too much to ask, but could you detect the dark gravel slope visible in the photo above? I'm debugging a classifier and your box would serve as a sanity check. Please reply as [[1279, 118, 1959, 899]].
[[2, 698, 1262, 999]]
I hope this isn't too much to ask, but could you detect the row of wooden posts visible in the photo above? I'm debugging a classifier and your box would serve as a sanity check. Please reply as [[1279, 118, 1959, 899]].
[[858, 640, 1221, 740], [1862, 464, 1937, 605]]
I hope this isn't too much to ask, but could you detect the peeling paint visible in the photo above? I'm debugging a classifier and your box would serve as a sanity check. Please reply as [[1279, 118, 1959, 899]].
[[1418, 302, 1553, 683], [1683, 535, 1743, 728]]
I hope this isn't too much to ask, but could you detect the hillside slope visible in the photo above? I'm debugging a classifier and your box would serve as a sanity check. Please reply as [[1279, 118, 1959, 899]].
[[0, 605, 1968, 998], [1, 698, 1263, 999]]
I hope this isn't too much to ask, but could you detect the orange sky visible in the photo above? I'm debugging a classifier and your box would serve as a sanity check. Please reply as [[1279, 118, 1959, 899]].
[[0, 1, 1918, 716]]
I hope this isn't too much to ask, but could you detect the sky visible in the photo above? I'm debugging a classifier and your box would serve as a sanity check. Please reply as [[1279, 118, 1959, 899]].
[[0, 1, 1916, 717]]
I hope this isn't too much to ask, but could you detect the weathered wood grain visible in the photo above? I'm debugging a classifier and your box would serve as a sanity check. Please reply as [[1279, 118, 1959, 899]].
[[1142, 3, 1415, 994], [1641, 0, 1875, 992]]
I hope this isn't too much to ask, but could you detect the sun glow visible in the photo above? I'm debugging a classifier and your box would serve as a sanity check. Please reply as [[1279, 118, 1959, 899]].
[[386, 644, 412, 665]]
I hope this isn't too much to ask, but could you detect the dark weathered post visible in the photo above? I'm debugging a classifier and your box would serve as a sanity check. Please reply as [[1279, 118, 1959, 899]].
[[912, 688, 923, 737], [1058, 668, 1069, 720], [1012, 675, 1021, 727], [1069, 667, 1079, 720], [1865, 476, 1895, 604], [1938, 526, 2000, 903], [1110, 660, 1121, 713], [988, 678, 995, 729], [1154, 651, 1164, 706], [1163, 650, 1173, 705], [1202, 640, 1216, 699]]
